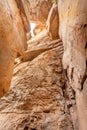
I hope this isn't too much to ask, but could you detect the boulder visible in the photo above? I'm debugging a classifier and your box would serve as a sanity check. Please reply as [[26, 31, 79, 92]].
[[0, 38, 75, 130]]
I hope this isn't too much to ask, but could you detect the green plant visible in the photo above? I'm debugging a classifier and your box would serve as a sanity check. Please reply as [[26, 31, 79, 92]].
[[52, 0, 57, 4]]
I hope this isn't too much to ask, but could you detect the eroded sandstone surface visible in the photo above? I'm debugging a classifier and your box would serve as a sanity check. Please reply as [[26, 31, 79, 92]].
[[0, 36, 77, 130], [23, 0, 52, 24], [58, 0, 87, 130], [0, 0, 87, 130], [0, 0, 30, 97], [46, 3, 59, 40]]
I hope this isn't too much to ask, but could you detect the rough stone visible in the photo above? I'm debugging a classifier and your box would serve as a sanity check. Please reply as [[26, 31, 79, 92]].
[[0, 38, 75, 130], [0, 0, 30, 97], [58, 0, 87, 129], [46, 3, 59, 40], [24, 0, 52, 24], [33, 23, 46, 36], [22, 37, 63, 61], [15, 0, 30, 33]]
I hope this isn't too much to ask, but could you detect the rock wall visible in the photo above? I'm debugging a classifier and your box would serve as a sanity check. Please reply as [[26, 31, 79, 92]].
[[33, 23, 46, 36], [46, 3, 59, 40], [0, 0, 87, 129], [15, 0, 30, 33], [0, 0, 30, 97], [58, 0, 87, 130], [25, 0, 52, 23], [0, 37, 75, 130]]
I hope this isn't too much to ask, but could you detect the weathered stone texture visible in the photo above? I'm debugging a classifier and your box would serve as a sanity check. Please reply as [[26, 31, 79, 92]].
[[0, 37, 75, 130], [46, 3, 59, 40], [25, 0, 52, 23], [58, 0, 87, 130], [15, 0, 30, 33], [0, 0, 29, 97]]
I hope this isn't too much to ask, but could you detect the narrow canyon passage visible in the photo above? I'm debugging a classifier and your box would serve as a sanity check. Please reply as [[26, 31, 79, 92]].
[[0, 0, 87, 130]]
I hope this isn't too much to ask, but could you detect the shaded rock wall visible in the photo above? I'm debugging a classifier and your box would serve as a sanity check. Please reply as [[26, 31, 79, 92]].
[[0, 0, 30, 97], [24, 0, 52, 24], [58, 0, 87, 130], [15, 0, 30, 33]]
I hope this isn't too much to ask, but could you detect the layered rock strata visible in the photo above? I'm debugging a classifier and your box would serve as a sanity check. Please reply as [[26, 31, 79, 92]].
[[58, 0, 87, 129], [46, 3, 59, 40], [0, 0, 30, 97], [0, 36, 76, 130]]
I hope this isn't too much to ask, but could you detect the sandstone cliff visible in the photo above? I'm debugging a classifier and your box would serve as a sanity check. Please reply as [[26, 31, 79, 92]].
[[23, 0, 52, 24], [58, 0, 87, 130], [0, 0, 30, 97], [46, 3, 59, 40], [0, 0, 87, 130]]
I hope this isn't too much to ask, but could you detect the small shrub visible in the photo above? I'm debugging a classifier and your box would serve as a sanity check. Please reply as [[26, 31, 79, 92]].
[[52, 0, 57, 4]]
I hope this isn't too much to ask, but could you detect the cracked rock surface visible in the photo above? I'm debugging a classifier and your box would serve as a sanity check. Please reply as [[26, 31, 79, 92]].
[[0, 38, 76, 130], [58, 0, 87, 129]]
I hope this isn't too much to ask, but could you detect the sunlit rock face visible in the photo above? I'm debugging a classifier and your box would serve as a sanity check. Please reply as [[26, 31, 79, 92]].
[[58, 0, 87, 130], [24, 0, 52, 24], [22, 0, 53, 38], [46, 3, 59, 40], [0, 0, 30, 97]]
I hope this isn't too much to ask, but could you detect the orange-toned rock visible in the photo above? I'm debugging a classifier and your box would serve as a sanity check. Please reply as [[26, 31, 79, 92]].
[[0, 38, 75, 130], [33, 23, 45, 36], [25, 0, 52, 24], [15, 0, 30, 33], [0, 0, 29, 97], [46, 3, 59, 40]]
